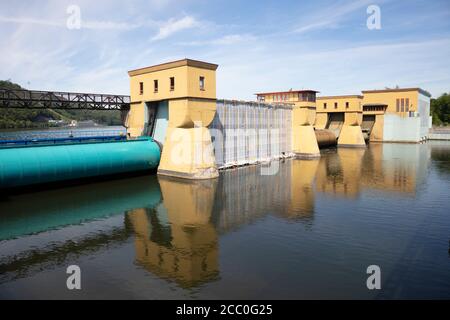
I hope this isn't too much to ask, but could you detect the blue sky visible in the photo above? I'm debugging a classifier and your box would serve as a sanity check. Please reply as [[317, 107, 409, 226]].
[[0, 0, 449, 99]]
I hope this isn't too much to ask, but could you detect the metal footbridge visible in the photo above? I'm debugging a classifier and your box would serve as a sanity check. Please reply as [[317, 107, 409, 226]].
[[0, 88, 130, 110]]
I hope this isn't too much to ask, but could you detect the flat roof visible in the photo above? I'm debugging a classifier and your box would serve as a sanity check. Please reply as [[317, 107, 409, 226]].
[[317, 95, 363, 100], [255, 89, 319, 96], [128, 58, 218, 76], [362, 87, 431, 97]]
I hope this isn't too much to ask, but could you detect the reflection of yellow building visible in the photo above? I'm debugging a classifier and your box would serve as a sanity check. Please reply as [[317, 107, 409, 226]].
[[360, 143, 418, 194], [315, 148, 365, 198], [314, 143, 425, 198], [127, 177, 219, 288], [288, 159, 319, 218], [255, 90, 320, 157]]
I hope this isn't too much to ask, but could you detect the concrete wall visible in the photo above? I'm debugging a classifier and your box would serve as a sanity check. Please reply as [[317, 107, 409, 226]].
[[383, 114, 422, 142], [418, 93, 431, 140]]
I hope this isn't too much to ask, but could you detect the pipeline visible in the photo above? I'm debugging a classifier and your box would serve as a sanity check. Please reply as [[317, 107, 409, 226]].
[[315, 129, 337, 148], [0, 137, 161, 189]]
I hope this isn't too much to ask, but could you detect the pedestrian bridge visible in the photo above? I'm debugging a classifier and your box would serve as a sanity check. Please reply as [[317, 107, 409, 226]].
[[0, 88, 130, 110]]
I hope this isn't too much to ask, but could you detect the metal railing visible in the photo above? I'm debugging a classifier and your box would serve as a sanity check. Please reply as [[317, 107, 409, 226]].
[[0, 89, 131, 110]]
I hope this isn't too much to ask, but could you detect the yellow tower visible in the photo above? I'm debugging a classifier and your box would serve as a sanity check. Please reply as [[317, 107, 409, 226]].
[[316, 95, 366, 147], [128, 59, 219, 179], [255, 90, 320, 158]]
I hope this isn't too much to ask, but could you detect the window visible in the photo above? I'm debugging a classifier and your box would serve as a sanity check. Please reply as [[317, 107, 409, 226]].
[[199, 76, 205, 90], [334, 102, 338, 109], [154, 80, 158, 93], [139, 82, 144, 95], [405, 98, 409, 112], [258, 95, 265, 102], [396, 99, 400, 112], [401, 98, 405, 112], [345, 102, 349, 108], [324, 103, 327, 109], [170, 77, 175, 91]]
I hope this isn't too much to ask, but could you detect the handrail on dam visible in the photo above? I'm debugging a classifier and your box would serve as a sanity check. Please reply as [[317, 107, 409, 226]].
[[0, 88, 131, 110]]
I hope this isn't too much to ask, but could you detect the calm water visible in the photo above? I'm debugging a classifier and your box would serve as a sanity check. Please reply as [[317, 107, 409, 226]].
[[0, 142, 449, 299]]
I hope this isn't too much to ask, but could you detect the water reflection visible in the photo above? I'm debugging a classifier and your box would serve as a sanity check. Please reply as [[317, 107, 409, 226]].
[[0, 142, 444, 297], [127, 177, 219, 288]]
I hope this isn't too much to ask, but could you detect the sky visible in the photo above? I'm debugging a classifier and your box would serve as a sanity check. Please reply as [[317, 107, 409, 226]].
[[0, 0, 449, 100]]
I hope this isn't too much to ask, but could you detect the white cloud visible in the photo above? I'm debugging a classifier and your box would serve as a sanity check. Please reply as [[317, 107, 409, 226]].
[[0, 15, 143, 31], [151, 16, 198, 41], [294, 0, 376, 34], [178, 34, 256, 46]]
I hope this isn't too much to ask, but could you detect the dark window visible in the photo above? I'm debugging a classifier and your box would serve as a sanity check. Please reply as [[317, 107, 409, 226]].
[[401, 98, 405, 112], [324, 103, 327, 109], [139, 82, 144, 95], [345, 102, 349, 108], [405, 98, 409, 112], [170, 77, 175, 91], [396, 99, 400, 112], [334, 102, 338, 109], [154, 80, 158, 93], [199, 76, 205, 90]]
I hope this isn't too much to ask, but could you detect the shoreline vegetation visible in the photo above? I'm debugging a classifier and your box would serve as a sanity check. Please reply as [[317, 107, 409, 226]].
[[0, 80, 123, 129]]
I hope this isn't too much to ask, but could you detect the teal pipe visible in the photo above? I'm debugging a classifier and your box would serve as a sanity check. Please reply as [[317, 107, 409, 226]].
[[0, 137, 161, 188]]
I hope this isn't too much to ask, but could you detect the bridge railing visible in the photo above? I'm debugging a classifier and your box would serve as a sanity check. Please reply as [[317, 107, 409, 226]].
[[0, 89, 131, 110]]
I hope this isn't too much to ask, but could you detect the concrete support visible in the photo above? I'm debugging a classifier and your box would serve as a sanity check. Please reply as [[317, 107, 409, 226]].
[[338, 111, 366, 147], [157, 99, 219, 180], [158, 126, 219, 179], [292, 106, 320, 158], [126, 102, 146, 137], [369, 114, 384, 142]]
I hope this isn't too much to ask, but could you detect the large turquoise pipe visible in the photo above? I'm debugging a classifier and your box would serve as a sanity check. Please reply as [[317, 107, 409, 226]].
[[0, 137, 161, 189]]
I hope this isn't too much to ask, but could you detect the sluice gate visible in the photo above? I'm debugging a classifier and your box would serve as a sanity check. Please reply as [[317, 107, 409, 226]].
[[210, 100, 293, 168]]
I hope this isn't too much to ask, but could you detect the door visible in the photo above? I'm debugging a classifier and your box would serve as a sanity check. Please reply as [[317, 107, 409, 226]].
[[151, 100, 169, 145]]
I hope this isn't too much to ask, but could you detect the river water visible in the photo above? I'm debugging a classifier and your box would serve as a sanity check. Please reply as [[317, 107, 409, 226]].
[[0, 139, 449, 299]]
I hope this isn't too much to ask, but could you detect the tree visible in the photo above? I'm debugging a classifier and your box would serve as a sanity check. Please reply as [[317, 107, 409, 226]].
[[431, 93, 450, 126]]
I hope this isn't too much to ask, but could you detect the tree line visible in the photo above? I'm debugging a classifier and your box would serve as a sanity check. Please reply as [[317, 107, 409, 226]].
[[431, 92, 450, 126]]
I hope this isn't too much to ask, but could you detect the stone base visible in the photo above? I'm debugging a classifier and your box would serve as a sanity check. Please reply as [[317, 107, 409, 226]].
[[157, 168, 219, 180], [157, 127, 219, 180], [295, 152, 321, 159], [293, 125, 321, 158], [338, 125, 366, 147]]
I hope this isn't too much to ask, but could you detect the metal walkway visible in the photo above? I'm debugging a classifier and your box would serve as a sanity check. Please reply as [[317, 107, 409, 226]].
[[0, 89, 130, 110]]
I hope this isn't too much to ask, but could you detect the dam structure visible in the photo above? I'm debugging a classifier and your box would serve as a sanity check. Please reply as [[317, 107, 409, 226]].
[[0, 58, 433, 188]]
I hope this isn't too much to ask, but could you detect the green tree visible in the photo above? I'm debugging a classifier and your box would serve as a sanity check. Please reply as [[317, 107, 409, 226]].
[[431, 93, 450, 126]]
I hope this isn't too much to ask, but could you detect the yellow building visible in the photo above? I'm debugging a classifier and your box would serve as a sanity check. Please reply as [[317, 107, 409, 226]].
[[256, 89, 318, 108], [362, 88, 431, 142], [315, 88, 431, 143], [315, 95, 365, 147], [127, 59, 219, 179], [255, 90, 321, 157]]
